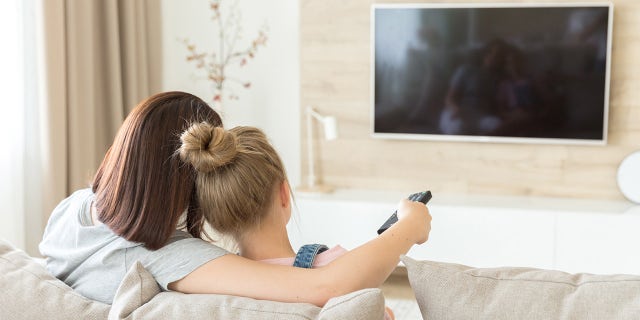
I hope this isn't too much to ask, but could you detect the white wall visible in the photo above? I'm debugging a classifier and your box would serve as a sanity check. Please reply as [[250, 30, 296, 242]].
[[161, 0, 301, 185]]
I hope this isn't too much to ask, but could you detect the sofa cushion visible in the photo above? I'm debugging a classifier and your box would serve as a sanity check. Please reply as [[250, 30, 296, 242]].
[[110, 261, 385, 320], [0, 239, 109, 320], [402, 255, 640, 320]]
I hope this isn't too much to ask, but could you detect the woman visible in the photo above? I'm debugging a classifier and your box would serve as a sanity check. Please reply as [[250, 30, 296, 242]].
[[39, 91, 432, 306]]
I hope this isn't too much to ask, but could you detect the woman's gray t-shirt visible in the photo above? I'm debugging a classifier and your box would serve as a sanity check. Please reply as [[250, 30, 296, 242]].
[[39, 188, 228, 304]]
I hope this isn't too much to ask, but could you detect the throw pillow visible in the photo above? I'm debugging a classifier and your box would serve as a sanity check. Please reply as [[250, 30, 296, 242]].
[[110, 261, 385, 320], [402, 255, 640, 320], [0, 239, 109, 320]]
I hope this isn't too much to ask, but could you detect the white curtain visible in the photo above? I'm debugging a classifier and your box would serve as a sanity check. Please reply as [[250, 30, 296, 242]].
[[0, 0, 51, 255], [0, 0, 29, 252], [0, 0, 162, 256]]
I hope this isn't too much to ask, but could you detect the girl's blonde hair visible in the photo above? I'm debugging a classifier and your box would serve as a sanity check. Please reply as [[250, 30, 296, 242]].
[[179, 122, 287, 239]]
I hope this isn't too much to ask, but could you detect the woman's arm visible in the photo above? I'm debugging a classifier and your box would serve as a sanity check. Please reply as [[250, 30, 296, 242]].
[[169, 199, 431, 306]]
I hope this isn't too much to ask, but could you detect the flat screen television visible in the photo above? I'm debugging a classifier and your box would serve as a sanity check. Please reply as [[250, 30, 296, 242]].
[[372, 3, 613, 145]]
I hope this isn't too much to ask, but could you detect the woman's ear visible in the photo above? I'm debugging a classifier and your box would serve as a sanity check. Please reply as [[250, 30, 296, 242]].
[[279, 181, 291, 208]]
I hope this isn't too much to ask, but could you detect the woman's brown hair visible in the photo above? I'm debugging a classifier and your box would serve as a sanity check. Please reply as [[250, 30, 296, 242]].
[[179, 123, 287, 240], [92, 91, 221, 250]]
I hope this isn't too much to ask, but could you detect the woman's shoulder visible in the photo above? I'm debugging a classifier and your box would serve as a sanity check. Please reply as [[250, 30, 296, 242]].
[[152, 230, 229, 256], [52, 188, 93, 212], [42, 188, 95, 233]]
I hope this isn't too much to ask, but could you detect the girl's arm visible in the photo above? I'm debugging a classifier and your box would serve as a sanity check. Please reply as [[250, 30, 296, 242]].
[[169, 198, 431, 306]]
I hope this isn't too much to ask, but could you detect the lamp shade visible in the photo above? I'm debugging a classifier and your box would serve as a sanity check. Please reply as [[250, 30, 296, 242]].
[[322, 116, 338, 140]]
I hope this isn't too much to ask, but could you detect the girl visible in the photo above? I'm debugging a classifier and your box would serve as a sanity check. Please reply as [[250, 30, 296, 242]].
[[40, 91, 431, 306], [179, 122, 428, 318]]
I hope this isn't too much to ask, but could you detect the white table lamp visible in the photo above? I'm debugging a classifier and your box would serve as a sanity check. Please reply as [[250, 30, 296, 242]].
[[300, 106, 338, 193]]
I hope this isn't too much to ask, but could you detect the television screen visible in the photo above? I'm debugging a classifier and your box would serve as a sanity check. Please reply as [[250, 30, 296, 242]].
[[372, 4, 612, 144]]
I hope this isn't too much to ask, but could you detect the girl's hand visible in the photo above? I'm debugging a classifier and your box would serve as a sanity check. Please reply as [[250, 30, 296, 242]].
[[396, 198, 432, 244]]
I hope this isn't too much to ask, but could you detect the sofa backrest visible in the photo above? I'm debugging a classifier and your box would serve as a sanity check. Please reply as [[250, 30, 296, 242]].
[[403, 255, 640, 320]]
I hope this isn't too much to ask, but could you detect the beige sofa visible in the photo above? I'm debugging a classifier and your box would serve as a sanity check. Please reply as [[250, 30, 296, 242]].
[[3, 238, 640, 320], [401, 256, 640, 319]]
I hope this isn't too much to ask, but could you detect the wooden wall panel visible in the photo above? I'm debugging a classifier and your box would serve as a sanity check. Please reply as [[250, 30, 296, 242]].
[[301, 0, 640, 200]]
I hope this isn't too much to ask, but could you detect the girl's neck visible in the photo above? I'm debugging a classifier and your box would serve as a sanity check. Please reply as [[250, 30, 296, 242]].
[[238, 211, 295, 261]]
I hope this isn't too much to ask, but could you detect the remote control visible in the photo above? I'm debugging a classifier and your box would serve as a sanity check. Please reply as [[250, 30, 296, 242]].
[[377, 191, 432, 235]]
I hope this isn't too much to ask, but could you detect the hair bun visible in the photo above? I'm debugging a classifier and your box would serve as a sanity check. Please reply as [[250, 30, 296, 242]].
[[179, 122, 238, 173]]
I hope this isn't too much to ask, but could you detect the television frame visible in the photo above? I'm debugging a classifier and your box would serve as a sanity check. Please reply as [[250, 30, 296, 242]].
[[370, 2, 614, 145]]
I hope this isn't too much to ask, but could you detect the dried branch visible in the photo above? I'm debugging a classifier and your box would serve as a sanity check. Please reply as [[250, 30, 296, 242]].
[[181, 0, 268, 110]]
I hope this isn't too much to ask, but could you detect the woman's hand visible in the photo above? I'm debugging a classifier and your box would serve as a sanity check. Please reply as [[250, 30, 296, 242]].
[[396, 198, 432, 245]]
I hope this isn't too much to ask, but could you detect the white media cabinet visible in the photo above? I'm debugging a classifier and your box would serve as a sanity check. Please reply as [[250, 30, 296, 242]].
[[289, 189, 640, 275]]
